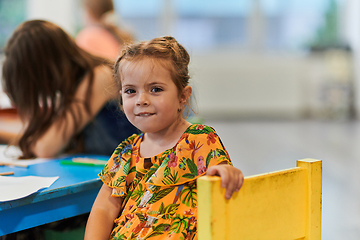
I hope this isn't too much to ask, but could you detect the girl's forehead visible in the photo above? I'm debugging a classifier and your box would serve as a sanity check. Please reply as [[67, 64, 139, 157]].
[[121, 58, 152, 73], [121, 58, 166, 71], [120, 58, 172, 82]]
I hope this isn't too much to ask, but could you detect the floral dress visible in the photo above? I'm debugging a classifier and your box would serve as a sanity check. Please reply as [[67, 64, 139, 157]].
[[99, 124, 232, 240]]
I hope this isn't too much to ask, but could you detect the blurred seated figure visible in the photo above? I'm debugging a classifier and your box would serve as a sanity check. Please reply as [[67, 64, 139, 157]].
[[76, 0, 134, 60], [1, 20, 138, 159]]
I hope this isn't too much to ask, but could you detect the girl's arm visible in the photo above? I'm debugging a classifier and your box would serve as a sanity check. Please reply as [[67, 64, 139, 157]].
[[31, 65, 118, 158], [207, 163, 244, 200], [85, 184, 123, 240]]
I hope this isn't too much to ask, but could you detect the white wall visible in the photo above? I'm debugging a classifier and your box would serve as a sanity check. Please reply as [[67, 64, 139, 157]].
[[190, 51, 352, 120], [26, 0, 78, 35]]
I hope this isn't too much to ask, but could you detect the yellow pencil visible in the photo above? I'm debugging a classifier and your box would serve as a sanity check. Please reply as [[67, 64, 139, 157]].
[[0, 171, 15, 176]]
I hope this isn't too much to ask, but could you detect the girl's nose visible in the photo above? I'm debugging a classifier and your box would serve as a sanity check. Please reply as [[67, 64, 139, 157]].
[[136, 93, 149, 106]]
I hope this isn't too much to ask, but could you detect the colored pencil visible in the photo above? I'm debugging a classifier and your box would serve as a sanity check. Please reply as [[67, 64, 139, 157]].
[[0, 171, 15, 176], [0, 162, 28, 168]]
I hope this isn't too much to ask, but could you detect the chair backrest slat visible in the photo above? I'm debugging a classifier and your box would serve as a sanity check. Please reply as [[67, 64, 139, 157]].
[[198, 158, 322, 240]]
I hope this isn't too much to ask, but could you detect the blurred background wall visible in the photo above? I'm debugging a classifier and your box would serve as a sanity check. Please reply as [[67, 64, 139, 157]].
[[0, 0, 358, 122]]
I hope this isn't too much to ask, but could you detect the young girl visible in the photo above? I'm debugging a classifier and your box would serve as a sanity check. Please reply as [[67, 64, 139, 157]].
[[1, 20, 138, 158], [85, 36, 244, 240]]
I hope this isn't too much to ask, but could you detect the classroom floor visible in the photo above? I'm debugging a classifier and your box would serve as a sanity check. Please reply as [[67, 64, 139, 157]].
[[204, 119, 360, 240]]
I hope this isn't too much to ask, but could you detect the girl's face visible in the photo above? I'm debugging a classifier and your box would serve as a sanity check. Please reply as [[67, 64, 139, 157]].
[[120, 58, 189, 134]]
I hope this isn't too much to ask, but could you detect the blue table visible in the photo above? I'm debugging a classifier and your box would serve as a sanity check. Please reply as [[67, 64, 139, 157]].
[[0, 155, 108, 236]]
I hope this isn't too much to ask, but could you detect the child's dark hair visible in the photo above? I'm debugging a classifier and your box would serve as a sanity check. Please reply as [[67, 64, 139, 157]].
[[84, 0, 114, 20], [2, 20, 110, 158], [83, 0, 133, 45], [114, 36, 190, 98]]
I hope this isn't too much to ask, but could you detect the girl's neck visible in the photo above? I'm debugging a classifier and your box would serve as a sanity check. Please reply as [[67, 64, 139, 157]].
[[139, 118, 191, 158]]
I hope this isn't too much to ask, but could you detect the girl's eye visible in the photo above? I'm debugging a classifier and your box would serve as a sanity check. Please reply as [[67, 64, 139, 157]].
[[124, 89, 136, 94], [151, 87, 163, 93]]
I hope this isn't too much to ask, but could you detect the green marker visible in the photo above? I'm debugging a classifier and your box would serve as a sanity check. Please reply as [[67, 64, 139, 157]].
[[60, 157, 107, 167]]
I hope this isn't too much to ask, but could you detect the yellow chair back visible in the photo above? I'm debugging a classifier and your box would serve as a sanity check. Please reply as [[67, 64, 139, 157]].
[[198, 158, 322, 240]]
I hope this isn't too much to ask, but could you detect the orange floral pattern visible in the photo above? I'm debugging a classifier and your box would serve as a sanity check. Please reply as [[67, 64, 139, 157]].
[[99, 124, 232, 240]]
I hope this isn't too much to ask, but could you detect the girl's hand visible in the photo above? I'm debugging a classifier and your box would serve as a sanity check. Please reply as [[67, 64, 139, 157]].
[[206, 164, 244, 199]]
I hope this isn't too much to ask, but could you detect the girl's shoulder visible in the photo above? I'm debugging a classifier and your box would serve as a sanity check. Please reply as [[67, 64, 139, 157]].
[[98, 133, 141, 197], [113, 133, 141, 156], [145, 124, 230, 187], [183, 124, 218, 138], [177, 123, 227, 159]]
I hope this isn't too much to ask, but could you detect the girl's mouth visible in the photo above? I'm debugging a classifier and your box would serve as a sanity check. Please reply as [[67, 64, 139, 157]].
[[136, 112, 155, 117]]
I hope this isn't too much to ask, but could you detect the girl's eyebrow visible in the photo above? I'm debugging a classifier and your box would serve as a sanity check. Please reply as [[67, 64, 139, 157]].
[[148, 82, 166, 86], [122, 82, 167, 89], [122, 83, 135, 88]]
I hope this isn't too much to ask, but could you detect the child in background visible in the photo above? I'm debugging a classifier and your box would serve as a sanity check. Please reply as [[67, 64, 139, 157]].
[[1, 20, 138, 159], [76, 0, 134, 60], [85, 36, 244, 240]]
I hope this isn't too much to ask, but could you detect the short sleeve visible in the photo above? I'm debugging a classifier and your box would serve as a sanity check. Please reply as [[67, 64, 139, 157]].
[[204, 126, 232, 168], [98, 134, 139, 197], [185, 125, 232, 171]]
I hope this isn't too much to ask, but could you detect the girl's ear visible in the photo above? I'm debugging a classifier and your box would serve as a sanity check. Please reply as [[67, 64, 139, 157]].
[[180, 86, 192, 105]]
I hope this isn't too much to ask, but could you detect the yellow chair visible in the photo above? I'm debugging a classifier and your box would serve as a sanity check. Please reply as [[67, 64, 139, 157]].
[[198, 158, 322, 240]]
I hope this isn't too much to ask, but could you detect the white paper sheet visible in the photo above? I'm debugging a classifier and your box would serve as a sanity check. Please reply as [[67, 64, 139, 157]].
[[0, 145, 49, 166], [0, 175, 59, 202]]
